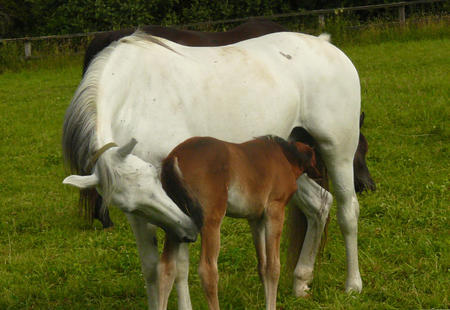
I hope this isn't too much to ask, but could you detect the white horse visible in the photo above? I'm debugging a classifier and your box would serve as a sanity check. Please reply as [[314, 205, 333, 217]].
[[63, 31, 362, 309]]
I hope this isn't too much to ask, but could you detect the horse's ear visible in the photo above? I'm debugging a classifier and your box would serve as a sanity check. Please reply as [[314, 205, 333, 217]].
[[63, 174, 99, 189], [360, 112, 365, 128], [117, 138, 138, 158]]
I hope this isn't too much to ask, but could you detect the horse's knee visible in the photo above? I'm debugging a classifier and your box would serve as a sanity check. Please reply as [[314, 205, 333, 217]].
[[336, 194, 359, 235]]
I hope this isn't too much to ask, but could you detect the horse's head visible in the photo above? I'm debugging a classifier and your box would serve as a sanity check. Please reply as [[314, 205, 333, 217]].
[[63, 138, 198, 242]]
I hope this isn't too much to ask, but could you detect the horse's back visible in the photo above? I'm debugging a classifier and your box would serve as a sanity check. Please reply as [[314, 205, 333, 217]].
[[96, 31, 360, 161]]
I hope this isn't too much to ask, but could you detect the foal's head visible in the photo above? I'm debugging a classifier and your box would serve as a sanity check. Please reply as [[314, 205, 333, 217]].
[[259, 135, 321, 179]]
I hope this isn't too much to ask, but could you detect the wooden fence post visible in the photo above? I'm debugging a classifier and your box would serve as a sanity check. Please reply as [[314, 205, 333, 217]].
[[24, 41, 32, 59], [318, 14, 325, 28], [398, 5, 406, 24]]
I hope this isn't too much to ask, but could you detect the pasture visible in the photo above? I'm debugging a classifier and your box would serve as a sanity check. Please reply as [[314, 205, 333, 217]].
[[0, 36, 448, 309]]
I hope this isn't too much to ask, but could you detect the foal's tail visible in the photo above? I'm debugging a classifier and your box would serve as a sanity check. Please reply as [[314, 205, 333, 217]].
[[161, 156, 204, 230]]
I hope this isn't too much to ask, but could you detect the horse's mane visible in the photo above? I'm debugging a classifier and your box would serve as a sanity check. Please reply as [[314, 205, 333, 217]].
[[62, 40, 121, 220], [257, 135, 319, 178], [119, 30, 182, 56]]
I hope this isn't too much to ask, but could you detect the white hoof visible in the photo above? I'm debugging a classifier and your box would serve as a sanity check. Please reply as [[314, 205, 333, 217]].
[[293, 280, 311, 298], [345, 276, 362, 293]]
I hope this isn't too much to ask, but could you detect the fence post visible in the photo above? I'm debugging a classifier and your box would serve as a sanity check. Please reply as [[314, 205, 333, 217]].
[[318, 14, 325, 28], [398, 5, 406, 24], [24, 40, 32, 59]]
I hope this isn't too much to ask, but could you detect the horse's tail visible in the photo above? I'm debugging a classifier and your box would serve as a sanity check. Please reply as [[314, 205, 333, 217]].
[[161, 156, 204, 230], [62, 40, 121, 226]]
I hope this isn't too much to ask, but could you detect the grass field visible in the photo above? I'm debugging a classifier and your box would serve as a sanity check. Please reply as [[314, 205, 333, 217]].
[[0, 35, 449, 309]]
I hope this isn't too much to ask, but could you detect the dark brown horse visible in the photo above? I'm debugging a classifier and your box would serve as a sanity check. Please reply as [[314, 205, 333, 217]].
[[159, 136, 330, 310], [82, 18, 286, 75]]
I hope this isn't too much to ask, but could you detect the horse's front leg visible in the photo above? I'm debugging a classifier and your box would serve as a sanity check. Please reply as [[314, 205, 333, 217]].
[[126, 213, 160, 310], [158, 235, 179, 310], [198, 220, 222, 310], [263, 203, 285, 310], [291, 174, 333, 297], [174, 243, 192, 310]]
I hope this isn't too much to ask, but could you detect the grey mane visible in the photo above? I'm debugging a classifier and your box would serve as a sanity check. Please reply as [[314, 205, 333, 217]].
[[119, 29, 182, 56], [62, 41, 119, 175]]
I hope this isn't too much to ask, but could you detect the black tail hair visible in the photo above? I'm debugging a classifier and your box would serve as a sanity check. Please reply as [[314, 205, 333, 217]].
[[161, 156, 204, 230]]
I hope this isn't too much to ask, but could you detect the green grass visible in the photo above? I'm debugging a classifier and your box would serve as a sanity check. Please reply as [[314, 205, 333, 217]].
[[0, 35, 449, 309]]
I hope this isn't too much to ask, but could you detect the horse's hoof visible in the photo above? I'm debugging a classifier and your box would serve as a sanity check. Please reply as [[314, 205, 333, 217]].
[[293, 282, 311, 298], [345, 277, 362, 293]]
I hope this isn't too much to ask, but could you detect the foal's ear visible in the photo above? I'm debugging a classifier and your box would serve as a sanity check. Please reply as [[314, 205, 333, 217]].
[[294, 142, 316, 164], [294, 142, 320, 177], [63, 174, 99, 189]]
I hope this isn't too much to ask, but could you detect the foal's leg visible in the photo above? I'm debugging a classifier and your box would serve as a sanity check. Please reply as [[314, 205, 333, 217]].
[[248, 219, 267, 289], [158, 238, 192, 310], [263, 203, 285, 310], [158, 235, 178, 310], [198, 219, 222, 310], [126, 213, 160, 310], [292, 175, 333, 297]]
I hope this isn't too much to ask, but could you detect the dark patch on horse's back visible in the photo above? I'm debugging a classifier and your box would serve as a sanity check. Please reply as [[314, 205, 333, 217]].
[[82, 28, 136, 75], [82, 19, 286, 76], [161, 156, 204, 230]]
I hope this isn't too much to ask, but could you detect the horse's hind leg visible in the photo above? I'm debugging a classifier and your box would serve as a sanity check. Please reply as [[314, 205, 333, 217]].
[[324, 157, 362, 293], [292, 175, 333, 297]]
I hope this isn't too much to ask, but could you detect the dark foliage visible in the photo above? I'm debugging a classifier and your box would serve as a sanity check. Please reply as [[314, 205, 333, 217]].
[[1, 0, 447, 38]]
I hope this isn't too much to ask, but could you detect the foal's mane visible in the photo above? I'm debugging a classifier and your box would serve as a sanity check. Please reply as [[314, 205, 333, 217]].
[[256, 135, 318, 177]]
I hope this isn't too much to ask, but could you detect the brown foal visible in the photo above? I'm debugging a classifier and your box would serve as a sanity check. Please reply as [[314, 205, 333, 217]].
[[159, 136, 321, 310]]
